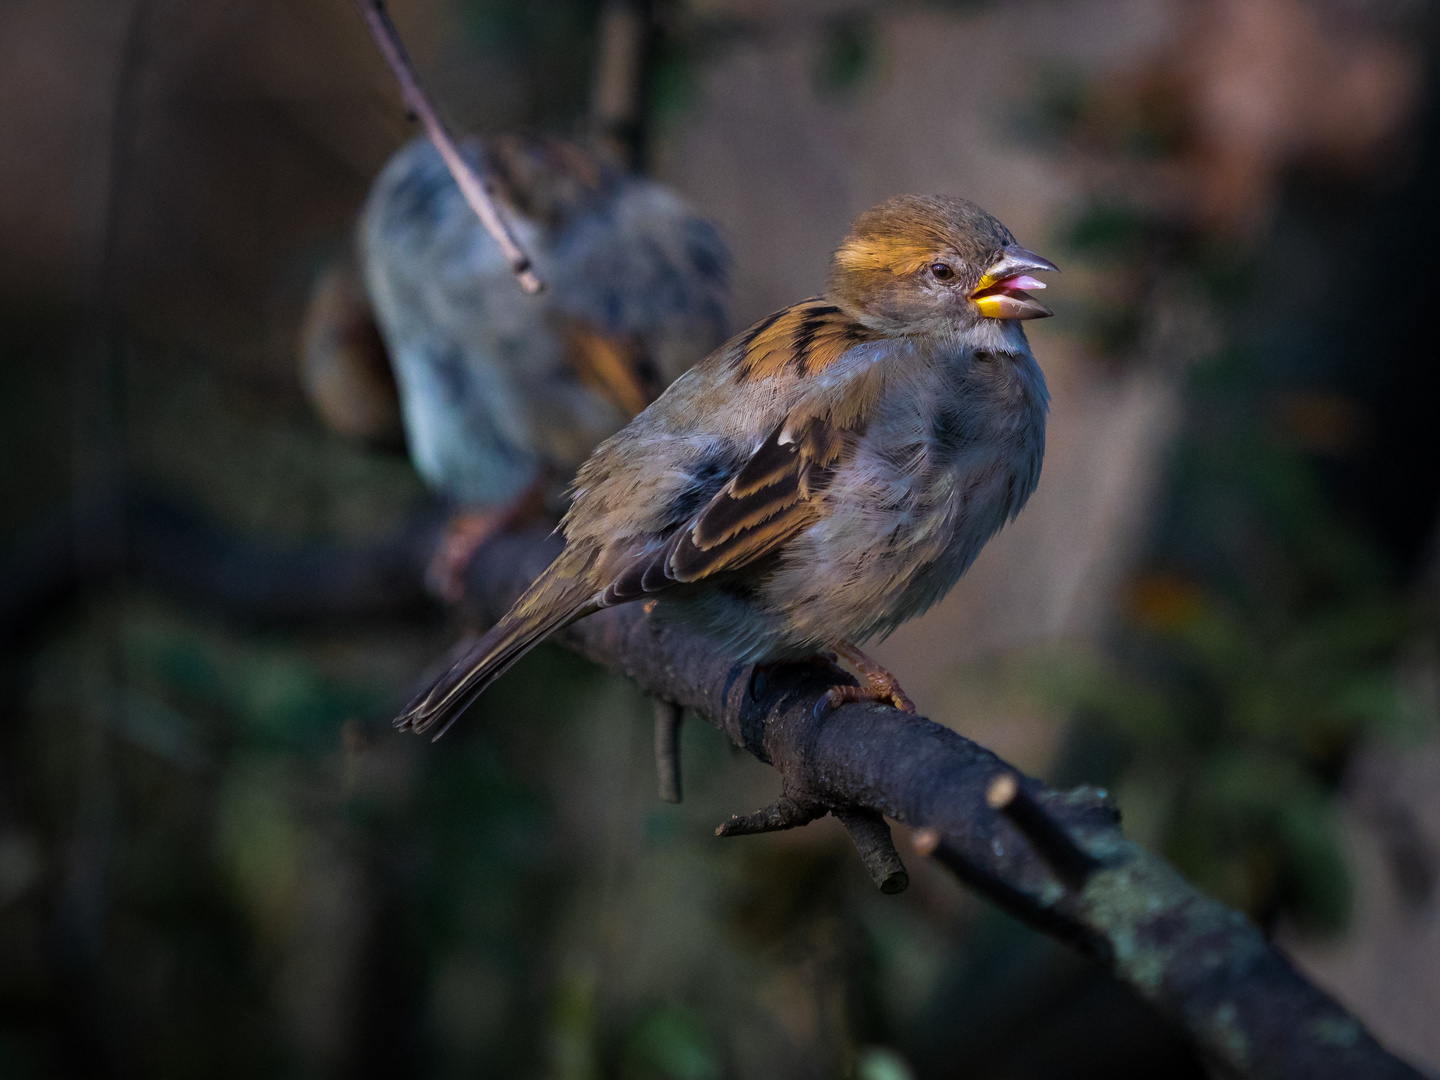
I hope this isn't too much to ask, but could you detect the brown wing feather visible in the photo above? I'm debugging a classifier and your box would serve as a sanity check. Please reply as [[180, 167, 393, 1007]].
[[732, 299, 878, 381], [598, 411, 855, 606], [595, 299, 877, 608], [562, 320, 656, 418]]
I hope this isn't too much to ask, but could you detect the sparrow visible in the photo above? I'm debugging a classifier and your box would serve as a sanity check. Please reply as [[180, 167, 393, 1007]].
[[396, 195, 1056, 737], [312, 133, 731, 598]]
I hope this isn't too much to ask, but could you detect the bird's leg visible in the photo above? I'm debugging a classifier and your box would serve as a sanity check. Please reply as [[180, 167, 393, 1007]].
[[425, 476, 550, 604], [818, 642, 917, 716]]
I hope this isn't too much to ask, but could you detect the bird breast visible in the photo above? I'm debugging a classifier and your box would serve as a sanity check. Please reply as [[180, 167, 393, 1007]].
[[764, 342, 1049, 648]]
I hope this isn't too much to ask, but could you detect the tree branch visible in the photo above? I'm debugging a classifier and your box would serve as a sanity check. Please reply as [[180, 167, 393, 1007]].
[[352, 0, 544, 294], [458, 525, 1425, 1080], [4, 494, 1424, 1078]]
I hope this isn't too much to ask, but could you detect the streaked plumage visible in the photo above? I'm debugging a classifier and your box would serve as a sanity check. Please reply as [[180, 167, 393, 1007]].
[[398, 195, 1057, 736], [355, 132, 731, 510]]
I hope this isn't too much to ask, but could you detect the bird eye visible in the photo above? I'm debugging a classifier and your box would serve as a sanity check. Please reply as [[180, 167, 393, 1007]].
[[930, 262, 954, 281]]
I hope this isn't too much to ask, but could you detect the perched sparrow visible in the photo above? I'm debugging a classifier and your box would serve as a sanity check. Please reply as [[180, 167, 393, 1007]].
[[337, 133, 730, 597], [397, 195, 1056, 737]]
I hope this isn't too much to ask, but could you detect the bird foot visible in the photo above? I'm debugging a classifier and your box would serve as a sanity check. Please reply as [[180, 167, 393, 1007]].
[[815, 642, 917, 718], [425, 511, 506, 604], [425, 477, 551, 604]]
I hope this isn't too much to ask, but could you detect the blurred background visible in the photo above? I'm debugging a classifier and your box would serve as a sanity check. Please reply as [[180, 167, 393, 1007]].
[[2, 0, 1439, 1077]]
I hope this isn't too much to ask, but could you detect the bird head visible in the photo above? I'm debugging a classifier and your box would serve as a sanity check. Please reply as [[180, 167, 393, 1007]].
[[826, 195, 1057, 335]]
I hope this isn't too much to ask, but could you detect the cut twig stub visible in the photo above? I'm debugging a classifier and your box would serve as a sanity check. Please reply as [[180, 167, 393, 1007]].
[[715, 796, 819, 837], [652, 698, 683, 804], [987, 773, 1100, 889], [985, 773, 1018, 810], [911, 827, 941, 857], [836, 809, 908, 894]]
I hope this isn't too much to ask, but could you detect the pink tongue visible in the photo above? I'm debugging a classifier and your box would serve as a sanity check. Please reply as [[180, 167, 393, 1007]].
[[999, 274, 1047, 292]]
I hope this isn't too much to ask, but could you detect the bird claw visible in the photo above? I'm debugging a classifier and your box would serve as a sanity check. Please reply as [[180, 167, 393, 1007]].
[[819, 642, 917, 717], [425, 477, 552, 604], [425, 511, 505, 604], [813, 676, 917, 720]]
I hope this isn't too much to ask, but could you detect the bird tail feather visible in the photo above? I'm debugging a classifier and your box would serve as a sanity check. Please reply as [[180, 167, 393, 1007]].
[[395, 568, 598, 740]]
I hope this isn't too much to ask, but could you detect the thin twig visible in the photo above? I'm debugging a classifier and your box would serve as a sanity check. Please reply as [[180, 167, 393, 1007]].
[[714, 795, 818, 837], [652, 698, 683, 803], [353, 0, 544, 294]]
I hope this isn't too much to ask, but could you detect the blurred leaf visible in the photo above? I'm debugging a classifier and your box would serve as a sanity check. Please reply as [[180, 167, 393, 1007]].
[[855, 1045, 916, 1080], [1064, 203, 1151, 260], [1020, 65, 1091, 141], [814, 15, 881, 98], [650, 36, 702, 131], [618, 1005, 720, 1080], [549, 958, 599, 1080], [214, 755, 305, 944]]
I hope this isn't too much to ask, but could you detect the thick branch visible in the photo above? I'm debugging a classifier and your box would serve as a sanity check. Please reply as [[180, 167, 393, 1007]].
[[0, 489, 439, 646], [459, 526, 1424, 1080], [5, 495, 1423, 1079], [353, 0, 543, 294]]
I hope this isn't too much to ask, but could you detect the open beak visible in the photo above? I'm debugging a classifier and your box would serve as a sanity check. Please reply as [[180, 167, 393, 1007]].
[[970, 245, 1059, 320]]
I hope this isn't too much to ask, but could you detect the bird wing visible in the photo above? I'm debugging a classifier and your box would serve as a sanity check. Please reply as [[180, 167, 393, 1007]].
[[730, 298, 878, 381], [561, 320, 658, 419], [598, 407, 854, 606]]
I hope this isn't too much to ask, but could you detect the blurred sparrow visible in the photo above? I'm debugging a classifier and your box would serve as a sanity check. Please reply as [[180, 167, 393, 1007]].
[[304, 133, 730, 599], [397, 195, 1056, 737]]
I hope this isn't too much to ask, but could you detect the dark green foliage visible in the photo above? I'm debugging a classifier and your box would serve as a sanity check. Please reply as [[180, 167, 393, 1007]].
[[454, 0, 606, 129], [1030, 57, 1437, 925], [647, 36, 702, 132], [1037, 346, 1427, 931], [813, 15, 881, 98], [1064, 203, 1152, 261], [615, 1005, 721, 1080]]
